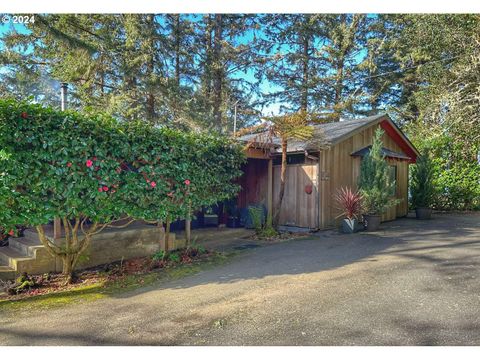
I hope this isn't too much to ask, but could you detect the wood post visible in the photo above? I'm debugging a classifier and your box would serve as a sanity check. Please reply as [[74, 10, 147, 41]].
[[185, 219, 191, 246], [164, 217, 171, 254], [267, 158, 273, 227], [53, 217, 62, 239], [157, 221, 164, 250]]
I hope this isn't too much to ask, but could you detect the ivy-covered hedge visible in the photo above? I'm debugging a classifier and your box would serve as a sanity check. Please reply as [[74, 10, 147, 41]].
[[0, 98, 245, 278]]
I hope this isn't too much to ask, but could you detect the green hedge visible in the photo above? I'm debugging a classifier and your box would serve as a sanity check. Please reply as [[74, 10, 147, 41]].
[[0, 98, 245, 230], [409, 132, 480, 211]]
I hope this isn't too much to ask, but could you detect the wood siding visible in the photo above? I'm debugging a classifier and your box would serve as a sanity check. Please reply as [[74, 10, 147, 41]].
[[319, 123, 410, 229], [273, 164, 319, 228], [237, 159, 270, 208]]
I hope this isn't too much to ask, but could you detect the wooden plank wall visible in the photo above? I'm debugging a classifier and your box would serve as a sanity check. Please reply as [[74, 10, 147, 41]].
[[273, 164, 319, 228], [237, 159, 269, 208], [319, 124, 410, 229]]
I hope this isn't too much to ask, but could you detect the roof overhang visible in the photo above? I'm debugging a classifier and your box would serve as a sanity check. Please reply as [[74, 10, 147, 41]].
[[330, 114, 419, 163], [379, 117, 420, 163], [351, 146, 411, 161]]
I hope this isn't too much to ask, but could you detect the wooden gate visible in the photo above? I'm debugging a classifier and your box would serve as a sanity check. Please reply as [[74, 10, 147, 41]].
[[273, 164, 319, 228]]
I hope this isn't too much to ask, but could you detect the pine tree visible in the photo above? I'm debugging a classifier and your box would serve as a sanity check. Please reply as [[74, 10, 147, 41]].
[[256, 14, 325, 113], [411, 150, 436, 208], [257, 14, 377, 120], [358, 128, 399, 215], [195, 14, 260, 132], [317, 14, 372, 121]]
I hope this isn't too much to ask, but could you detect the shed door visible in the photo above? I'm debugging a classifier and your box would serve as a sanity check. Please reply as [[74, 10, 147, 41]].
[[273, 164, 319, 228]]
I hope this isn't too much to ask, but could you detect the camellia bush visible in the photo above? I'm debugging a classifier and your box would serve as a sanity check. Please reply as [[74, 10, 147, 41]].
[[117, 121, 245, 251], [0, 99, 245, 281]]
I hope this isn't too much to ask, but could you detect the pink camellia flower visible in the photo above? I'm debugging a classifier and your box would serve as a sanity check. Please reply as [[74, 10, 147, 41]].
[[150, 181, 156, 188], [102, 186, 109, 192], [86, 159, 93, 168], [8, 229, 14, 236], [146, 179, 150, 183], [111, 189, 116, 194], [66, 162, 72, 168], [184, 179, 191, 186], [98, 187, 103, 192]]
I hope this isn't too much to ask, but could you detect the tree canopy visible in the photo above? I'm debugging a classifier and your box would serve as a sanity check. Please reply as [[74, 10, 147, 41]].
[[1, 13, 479, 210]]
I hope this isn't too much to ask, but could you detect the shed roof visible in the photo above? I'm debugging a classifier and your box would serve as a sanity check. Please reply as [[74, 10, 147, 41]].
[[238, 113, 388, 153]]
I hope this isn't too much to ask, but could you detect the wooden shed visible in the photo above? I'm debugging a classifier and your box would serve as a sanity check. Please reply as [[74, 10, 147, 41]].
[[237, 113, 420, 230]]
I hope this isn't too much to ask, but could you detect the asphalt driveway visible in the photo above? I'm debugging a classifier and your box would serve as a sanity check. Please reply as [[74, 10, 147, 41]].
[[1, 212, 480, 345]]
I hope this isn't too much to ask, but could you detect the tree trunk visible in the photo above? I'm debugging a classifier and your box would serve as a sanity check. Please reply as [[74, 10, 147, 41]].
[[204, 14, 213, 99], [174, 14, 181, 88], [185, 218, 191, 246], [62, 254, 76, 284], [37, 219, 94, 285], [213, 14, 223, 131], [146, 14, 156, 123], [301, 33, 309, 112], [172, 14, 181, 119], [274, 138, 288, 227], [164, 216, 171, 259], [333, 59, 344, 122]]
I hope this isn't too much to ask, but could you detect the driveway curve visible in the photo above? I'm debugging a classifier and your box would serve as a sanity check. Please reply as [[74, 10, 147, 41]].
[[1, 213, 480, 345]]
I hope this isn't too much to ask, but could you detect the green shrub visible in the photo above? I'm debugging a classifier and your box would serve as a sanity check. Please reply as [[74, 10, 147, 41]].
[[408, 129, 480, 211], [168, 253, 181, 263], [435, 162, 480, 210], [0, 98, 245, 280], [411, 150, 437, 208], [152, 250, 165, 261], [258, 225, 278, 238], [248, 206, 264, 232], [358, 128, 399, 215]]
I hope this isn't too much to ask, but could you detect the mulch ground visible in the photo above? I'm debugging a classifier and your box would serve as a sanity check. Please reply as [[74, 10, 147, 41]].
[[0, 248, 214, 301]]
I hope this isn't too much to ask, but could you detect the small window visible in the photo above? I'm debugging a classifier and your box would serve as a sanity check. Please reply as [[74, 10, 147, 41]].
[[273, 154, 305, 166], [389, 165, 397, 196]]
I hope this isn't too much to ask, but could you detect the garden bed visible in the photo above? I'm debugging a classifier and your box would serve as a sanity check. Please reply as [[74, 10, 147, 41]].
[[0, 246, 220, 305], [250, 230, 312, 242]]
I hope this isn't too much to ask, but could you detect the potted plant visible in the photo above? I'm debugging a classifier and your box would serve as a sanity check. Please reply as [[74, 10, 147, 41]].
[[334, 187, 363, 233], [411, 150, 436, 219], [225, 200, 241, 228], [358, 129, 400, 231]]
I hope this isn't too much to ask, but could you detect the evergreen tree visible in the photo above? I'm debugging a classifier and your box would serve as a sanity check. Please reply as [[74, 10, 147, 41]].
[[318, 14, 371, 121], [195, 14, 260, 132], [257, 14, 379, 120], [358, 128, 398, 215], [256, 14, 325, 113], [411, 150, 436, 209]]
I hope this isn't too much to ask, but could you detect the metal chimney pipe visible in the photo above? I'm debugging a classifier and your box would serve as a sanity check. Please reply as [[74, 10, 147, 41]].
[[60, 82, 68, 111]]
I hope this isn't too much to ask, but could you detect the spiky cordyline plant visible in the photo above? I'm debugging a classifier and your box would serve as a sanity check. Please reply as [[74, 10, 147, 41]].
[[334, 187, 363, 220]]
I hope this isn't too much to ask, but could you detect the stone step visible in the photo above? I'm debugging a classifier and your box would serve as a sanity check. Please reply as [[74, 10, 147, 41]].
[[0, 265, 16, 281], [0, 246, 32, 269], [23, 229, 41, 242], [8, 237, 42, 257]]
